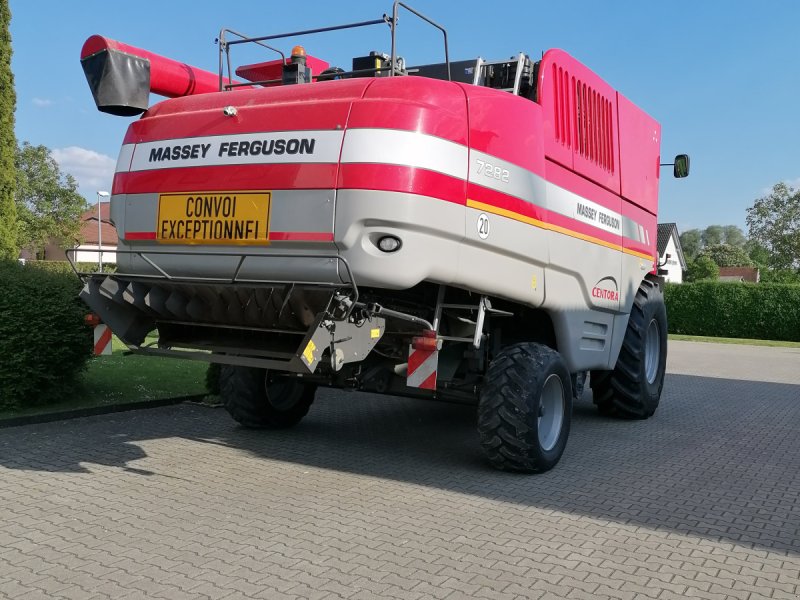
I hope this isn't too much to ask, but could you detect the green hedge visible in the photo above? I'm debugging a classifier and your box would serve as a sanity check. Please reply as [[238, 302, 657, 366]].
[[0, 260, 93, 408], [665, 281, 800, 342], [25, 260, 116, 275]]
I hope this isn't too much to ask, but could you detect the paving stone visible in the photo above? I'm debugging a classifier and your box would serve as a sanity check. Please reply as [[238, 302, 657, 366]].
[[0, 342, 798, 599]]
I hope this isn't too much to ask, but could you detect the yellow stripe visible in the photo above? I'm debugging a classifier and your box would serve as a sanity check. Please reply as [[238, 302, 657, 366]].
[[466, 199, 653, 261]]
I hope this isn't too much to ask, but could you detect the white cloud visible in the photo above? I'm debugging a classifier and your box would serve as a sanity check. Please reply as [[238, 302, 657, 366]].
[[52, 146, 116, 197], [32, 97, 54, 108]]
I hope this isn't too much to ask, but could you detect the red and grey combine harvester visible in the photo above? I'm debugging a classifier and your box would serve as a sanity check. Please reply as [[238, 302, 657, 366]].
[[76, 2, 689, 473]]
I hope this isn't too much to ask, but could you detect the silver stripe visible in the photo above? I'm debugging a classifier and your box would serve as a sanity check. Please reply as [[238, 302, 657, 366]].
[[124, 130, 345, 172], [406, 348, 438, 388], [469, 149, 543, 205], [622, 216, 641, 242], [467, 150, 638, 240], [115, 144, 135, 173], [553, 185, 622, 236], [341, 128, 468, 180]]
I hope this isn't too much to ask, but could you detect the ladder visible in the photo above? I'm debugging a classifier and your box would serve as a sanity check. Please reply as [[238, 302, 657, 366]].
[[472, 53, 528, 95]]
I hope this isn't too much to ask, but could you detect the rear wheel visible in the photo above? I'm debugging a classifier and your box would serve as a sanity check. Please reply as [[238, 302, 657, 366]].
[[591, 277, 667, 419], [477, 343, 572, 473], [220, 366, 316, 429]]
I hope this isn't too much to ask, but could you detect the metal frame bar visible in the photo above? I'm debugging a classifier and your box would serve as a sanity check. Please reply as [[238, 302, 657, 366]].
[[217, 17, 389, 91], [390, 1, 450, 79], [215, 2, 450, 89], [217, 28, 286, 92], [65, 247, 359, 316]]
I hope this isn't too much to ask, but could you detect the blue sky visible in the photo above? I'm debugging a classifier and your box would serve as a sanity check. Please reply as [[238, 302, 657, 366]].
[[9, 0, 800, 232]]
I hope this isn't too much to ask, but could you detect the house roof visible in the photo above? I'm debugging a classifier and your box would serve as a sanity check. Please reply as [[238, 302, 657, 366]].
[[719, 267, 760, 283], [79, 202, 118, 246], [656, 222, 687, 270]]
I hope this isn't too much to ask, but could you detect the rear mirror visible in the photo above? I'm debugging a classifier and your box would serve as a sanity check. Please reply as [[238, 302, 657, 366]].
[[673, 154, 690, 178]]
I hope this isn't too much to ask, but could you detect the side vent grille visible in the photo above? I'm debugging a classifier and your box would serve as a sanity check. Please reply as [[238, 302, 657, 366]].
[[552, 63, 615, 173]]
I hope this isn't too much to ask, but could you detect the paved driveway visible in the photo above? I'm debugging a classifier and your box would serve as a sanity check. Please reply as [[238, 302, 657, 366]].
[[1, 341, 798, 600]]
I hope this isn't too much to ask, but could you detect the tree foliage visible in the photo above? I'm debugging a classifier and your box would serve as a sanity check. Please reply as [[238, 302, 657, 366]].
[[679, 229, 702, 260], [745, 240, 771, 266], [680, 225, 746, 261], [0, 0, 17, 260], [746, 182, 800, 270], [699, 243, 753, 268], [15, 142, 88, 257], [722, 225, 747, 248], [701, 225, 724, 247], [759, 268, 800, 285], [685, 255, 719, 282]]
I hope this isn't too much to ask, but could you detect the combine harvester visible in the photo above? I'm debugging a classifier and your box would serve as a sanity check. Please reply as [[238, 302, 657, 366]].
[[76, 2, 688, 472]]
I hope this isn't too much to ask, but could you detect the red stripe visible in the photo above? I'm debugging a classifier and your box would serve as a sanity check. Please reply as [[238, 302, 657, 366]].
[[269, 231, 334, 242], [338, 164, 466, 205], [94, 326, 112, 355], [113, 164, 338, 195], [125, 231, 157, 240], [123, 231, 333, 242], [407, 347, 431, 376], [466, 182, 547, 222], [418, 371, 437, 390]]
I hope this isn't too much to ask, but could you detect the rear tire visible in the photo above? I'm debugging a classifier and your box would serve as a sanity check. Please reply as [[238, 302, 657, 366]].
[[590, 277, 667, 419], [478, 343, 572, 473], [220, 366, 316, 429]]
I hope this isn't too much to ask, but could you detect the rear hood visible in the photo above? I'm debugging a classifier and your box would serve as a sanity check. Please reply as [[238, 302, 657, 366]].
[[113, 76, 469, 197]]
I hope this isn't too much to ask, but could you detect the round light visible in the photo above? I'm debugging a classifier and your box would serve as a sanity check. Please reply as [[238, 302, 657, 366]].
[[291, 45, 306, 57], [377, 235, 402, 253]]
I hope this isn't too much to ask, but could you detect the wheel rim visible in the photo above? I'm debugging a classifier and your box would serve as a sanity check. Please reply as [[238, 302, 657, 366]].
[[538, 374, 565, 452], [263, 376, 300, 411], [644, 318, 661, 384]]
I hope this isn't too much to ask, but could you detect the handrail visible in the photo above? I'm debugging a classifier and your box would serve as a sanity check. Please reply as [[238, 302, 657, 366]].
[[390, 1, 450, 80], [215, 2, 450, 89], [217, 28, 286, 92]]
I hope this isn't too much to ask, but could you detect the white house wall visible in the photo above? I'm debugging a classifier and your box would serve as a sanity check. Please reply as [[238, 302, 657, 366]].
[[662, 236, 683, 283]]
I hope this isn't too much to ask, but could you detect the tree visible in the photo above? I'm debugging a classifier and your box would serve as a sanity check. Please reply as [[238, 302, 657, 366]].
[[746, 182, 800, 270], [0, 0, 17, 259], [699, 243, 753, 268], [722, 225, 747, 248], [701, 225, 724, 247], [679, 229, 702, 260], [685, 255, 719, 282], [759, 268, 800, 285], [745, 239, 771, 266], [15, 143, 88, 258]]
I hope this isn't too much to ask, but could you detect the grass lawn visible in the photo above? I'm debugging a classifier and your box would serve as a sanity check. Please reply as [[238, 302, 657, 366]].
[[0, 336, 208, 421], [669, 334, 800, 348]]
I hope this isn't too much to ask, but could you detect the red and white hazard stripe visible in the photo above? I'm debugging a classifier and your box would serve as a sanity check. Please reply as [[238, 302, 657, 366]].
[[407, 345, 438, 390], [94, 323, 113, 356]]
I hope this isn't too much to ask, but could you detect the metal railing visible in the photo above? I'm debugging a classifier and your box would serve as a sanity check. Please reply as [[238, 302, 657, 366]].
[[215, 1, 451, 90], [65, 247, 359, 318]]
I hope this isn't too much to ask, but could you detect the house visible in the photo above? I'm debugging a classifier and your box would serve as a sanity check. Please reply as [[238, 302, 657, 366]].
[[656, 223, 687, 283], [21, 202, 118, 264], [72, 202, 117, 264], [718, 267, 760, 283]]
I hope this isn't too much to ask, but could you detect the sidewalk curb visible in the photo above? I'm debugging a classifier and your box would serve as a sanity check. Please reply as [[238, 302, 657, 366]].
[[0, 395, 206, 429]]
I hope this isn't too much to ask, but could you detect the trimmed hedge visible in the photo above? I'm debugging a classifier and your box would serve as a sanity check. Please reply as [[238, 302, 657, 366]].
[[26, 260, 116, 275], [665, 281, 800, 342], [0, 260, 92, 408]]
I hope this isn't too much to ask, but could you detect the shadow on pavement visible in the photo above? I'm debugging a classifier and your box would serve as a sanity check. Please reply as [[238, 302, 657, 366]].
[[1, 373, 798, 554]]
